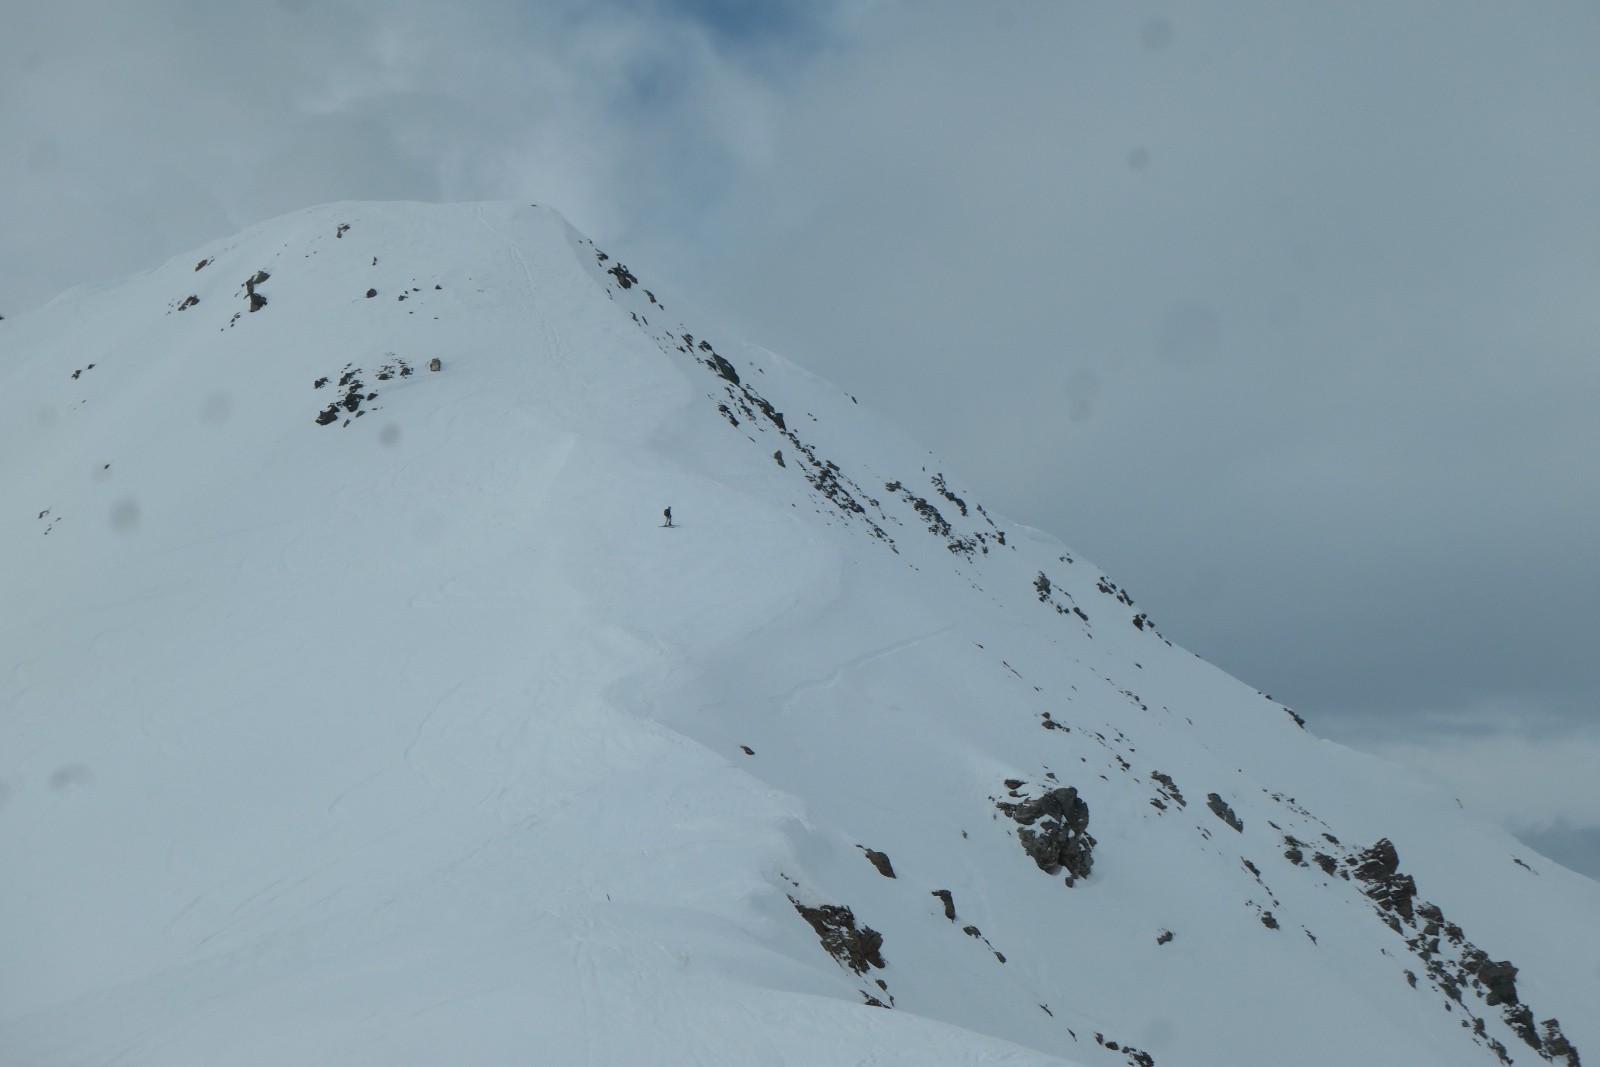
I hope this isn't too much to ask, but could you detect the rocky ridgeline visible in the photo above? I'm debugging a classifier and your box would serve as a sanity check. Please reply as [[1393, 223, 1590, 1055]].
[[882, 478, 1004, 558], [672, 316, 898, 548], [1336, 838, 1580, 1066], [586, 246, 1061, 570], [583, 241, 1194, 659]]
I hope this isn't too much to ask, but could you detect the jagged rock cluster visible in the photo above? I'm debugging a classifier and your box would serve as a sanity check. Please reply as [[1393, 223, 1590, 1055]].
[[313, 358, 414, 427], [883, 479, 1003, 557], [1206, 793, 1244, 833], [996, 781, 1096, 887], [661, 319, 899, 547], [787, 896, 895, 1008], [1149, 771, 1186, 811], [1340, 838, 1580, 1066], [788, 898, 886, 977]]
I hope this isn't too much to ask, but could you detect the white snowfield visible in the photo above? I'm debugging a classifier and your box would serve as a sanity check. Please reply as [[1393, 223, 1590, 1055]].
[[1, 202, 1594, 1067]]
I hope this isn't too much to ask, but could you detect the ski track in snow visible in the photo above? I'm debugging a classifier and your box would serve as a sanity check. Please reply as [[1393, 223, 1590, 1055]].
[[778, 625, 956, 715]]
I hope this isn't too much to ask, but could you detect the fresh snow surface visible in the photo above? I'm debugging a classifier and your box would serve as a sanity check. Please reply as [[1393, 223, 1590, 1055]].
[[2, 202, 1595, 1067]]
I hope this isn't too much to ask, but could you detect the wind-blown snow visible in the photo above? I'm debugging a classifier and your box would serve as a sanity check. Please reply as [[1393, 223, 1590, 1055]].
[[2, 202, 1594, 1066]]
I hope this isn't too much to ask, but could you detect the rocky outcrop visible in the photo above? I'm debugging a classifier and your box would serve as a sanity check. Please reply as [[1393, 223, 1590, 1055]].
[[706, 350, 740, 385], [1206, 793, 1243, 833], [604, 260, 638, 289], [1540, 1019, 1581, 1067], [996, 783, 1096, 886], [858, 846, 896, 879], [1463, 951, 1518, 1007], [1150, 771, 1186, 809], [1351, 838, 1417, 922], [1337, 837, 1583, 1065], [789, 898, 886, 976], [244, 270, 270, 312]]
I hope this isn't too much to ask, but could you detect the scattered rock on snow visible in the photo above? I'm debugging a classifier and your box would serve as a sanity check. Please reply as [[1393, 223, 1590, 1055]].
[[1150, 771, 1186, 809]]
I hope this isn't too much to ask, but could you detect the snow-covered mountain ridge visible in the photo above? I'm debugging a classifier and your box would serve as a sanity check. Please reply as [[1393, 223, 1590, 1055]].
[[2, 202, 1594, 1066]]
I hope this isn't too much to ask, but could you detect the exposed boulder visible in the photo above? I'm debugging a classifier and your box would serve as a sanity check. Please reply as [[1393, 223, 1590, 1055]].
[[858, 847, 896, 879]]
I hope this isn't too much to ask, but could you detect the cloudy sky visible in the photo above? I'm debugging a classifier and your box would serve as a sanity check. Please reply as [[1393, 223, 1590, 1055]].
[[5, 1, 1597, 877]]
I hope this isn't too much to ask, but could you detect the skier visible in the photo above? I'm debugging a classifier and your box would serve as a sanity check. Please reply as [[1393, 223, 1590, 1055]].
[[662, 507, 673, 528]]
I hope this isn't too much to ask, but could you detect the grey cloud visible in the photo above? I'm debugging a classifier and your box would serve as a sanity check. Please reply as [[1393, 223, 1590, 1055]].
[[1153, 302, 1221, 366], [1138, 16, 1175, 51], [0, 0, 779, 312]]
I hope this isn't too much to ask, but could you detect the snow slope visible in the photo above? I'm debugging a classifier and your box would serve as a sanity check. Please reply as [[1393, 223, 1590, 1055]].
[[2, 202, 1594, 1066]]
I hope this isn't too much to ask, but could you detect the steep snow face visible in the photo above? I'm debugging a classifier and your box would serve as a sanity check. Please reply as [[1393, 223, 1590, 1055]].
[[1, 202, 1594, 1067]]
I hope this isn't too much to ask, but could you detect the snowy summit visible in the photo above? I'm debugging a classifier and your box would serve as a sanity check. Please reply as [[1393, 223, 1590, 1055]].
[[1, 202, 1594, 1066]]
